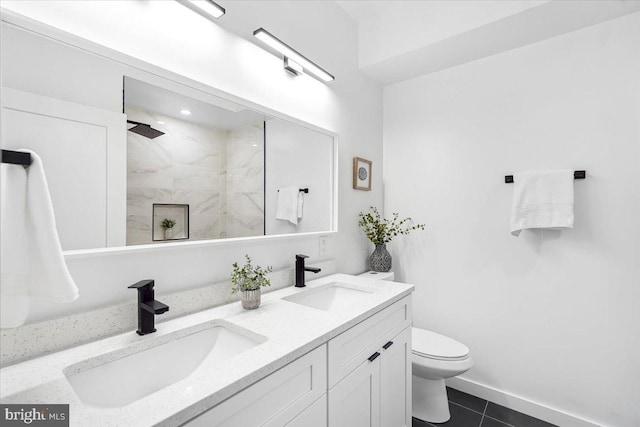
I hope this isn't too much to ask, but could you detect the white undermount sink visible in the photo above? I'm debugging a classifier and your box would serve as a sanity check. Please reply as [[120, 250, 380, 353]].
[[283, 282, 377, 312], [64, 321, 265, 408]]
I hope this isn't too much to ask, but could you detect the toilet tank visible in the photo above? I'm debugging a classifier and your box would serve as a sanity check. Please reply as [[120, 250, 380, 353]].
[[358, 271, 395, 281]]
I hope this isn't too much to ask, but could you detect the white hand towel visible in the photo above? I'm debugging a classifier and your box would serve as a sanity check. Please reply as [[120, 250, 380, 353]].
[[276, 187, 299, 225], [1, 150, 79, 328], [510, 169, 574, 237], [297, 191, 304, 220]]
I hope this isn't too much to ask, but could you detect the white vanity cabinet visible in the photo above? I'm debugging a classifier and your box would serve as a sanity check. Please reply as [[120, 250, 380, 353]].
[[184, 345, 327, 427], [183, 295, 412, 427], [328, 296, 413, 427]]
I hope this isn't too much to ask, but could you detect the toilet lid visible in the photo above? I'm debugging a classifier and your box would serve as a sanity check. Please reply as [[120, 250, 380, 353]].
[[412, 327, 469, 360]]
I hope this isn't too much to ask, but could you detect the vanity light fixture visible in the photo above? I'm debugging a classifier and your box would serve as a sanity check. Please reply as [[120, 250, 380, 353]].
[[253, 28, 335, 82], [284, 57, 303, 76], [180, 109, 192, 116], [181, 0, 225, 19]]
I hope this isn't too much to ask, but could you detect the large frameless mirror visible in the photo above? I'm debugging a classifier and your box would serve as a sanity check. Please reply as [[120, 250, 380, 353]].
[[1, 18, 336, 251]]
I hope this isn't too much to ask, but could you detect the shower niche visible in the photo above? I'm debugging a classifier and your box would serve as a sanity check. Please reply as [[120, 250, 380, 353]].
[[152, 204, 189, 242]]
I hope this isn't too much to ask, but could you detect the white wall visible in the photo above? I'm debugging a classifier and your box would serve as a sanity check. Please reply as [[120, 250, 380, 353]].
[[384, 12, 640, 427], [1, 1, 382, 323], [265, 118, 333, 235]]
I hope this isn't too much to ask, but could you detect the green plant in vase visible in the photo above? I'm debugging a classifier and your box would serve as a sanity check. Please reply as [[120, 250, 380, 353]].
[[358, 206, 425, 272], [231, 255, 273, 309], [161, 218, 176, 240]]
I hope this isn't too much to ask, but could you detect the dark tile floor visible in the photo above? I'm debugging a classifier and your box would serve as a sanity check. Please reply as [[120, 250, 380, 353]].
[[412, 387, 558, 427]]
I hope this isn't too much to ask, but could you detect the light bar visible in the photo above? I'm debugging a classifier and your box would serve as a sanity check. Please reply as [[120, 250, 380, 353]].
[[253, 28, 334, 82], [183, 0, 225, 19]]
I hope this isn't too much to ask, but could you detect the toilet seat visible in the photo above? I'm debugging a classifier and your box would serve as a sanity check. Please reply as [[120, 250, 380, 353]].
[[412, 327, 469, 361]]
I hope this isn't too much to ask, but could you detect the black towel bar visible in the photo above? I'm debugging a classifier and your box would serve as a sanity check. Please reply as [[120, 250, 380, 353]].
[[1, 149, 32, 167], [278, 188, 309, 193], [505, 170, 585, 183]]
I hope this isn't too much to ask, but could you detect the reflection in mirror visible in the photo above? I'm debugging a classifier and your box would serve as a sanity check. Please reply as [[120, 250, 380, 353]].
[[1, 20, 336, 251], [124, 77, 267, 244]]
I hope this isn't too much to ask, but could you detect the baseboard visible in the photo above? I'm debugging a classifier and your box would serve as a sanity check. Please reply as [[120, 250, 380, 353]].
[[446, 376, 603, 427]]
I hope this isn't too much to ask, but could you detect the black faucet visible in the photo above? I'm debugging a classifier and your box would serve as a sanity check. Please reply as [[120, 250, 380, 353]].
[[295, 254, 321, 288], [128, 280, 169, 335]]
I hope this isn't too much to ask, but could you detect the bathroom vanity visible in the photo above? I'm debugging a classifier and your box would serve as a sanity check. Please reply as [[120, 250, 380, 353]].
[[0, 274, 413, 426]]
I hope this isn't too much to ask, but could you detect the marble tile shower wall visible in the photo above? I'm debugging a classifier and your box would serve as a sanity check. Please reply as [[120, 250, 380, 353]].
[[226, 122, 265, 238], [125, 108, 264, 245]]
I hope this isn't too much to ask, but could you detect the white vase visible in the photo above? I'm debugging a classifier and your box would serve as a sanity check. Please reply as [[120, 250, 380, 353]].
[[164, 228, 173, 240]]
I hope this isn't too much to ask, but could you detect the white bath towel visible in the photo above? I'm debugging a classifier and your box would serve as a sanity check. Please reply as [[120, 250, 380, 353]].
[[510, 169, 574, 237], [1, 150, 79, 328], [276, 187, 302, 225]]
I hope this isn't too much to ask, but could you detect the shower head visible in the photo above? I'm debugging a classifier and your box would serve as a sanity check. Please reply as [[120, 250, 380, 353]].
[[127, 120, 165, 139]]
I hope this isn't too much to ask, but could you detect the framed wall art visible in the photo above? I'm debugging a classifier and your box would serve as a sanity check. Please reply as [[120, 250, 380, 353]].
[[353, 157, 372, 191]]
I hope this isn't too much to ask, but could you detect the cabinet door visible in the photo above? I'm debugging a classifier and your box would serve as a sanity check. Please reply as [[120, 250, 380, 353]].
[[380, 327, 412, 427], [328, 355, 380, 427]]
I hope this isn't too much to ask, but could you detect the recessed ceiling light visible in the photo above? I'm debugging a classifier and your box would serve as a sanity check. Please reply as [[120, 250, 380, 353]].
[[180, 0, 225, 19], [180, 109, 192, 116], [157, 121, 165, 125], [253, 28, 334, 82]]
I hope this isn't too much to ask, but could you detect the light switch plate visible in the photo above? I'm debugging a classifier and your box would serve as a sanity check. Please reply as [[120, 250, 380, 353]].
[[318, 235, 329, 256]]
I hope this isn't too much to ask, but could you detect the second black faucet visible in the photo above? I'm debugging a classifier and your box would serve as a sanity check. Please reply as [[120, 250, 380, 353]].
[[295, 254, 321, 287]]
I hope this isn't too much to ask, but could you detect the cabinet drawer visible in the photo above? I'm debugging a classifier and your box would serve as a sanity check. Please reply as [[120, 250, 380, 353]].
[[184, 344, 327, 426], [328, 296, 412, 388]]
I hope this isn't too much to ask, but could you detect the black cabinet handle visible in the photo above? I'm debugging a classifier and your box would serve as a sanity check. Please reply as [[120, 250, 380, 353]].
[[383, 341, 394, 350], [368, 352, 380, 362]]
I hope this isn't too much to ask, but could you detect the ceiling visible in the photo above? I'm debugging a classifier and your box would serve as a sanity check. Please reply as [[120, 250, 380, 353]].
[[336, 0, 547, 66], [336, 0, 640, 85], [124, 77, 268, 131]]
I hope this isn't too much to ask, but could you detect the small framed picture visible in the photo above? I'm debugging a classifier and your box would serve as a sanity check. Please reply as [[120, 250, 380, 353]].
[[353, 157, 372, 191]]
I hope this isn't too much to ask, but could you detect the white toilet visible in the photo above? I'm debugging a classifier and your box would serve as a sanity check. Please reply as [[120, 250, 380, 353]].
[[359, 271, 474, 423], [412, 327, 473, 422]]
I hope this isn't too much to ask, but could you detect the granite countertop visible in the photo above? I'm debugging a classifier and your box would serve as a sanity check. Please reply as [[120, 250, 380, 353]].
[[0, 273, 414, 426]]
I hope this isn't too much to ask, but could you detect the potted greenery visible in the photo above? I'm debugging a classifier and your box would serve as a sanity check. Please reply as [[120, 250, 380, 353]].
[[358, 206, 425, 272], [231, 255, 273, 309], [161, 218, 176, 240]]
